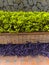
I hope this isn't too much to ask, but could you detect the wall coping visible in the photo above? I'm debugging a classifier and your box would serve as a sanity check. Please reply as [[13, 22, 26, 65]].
[[0, 32, 49, 36]]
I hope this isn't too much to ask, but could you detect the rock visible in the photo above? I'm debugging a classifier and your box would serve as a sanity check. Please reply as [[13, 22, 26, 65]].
[[46, 0, 49, 5], [3, 0, 8, 6], [37, 0, 45, 2], [0, 0, 3, 7], [18, 3, 23, 10], [14, 4, 18, 10], [47, 9, 49, 12], [36, 2, 44, 10], [28, 0, 33, 5], [23, 5, 31, 11], [13, 0, 16, 3], [42, 0, 47, 6], [7, 0, 13, 5], [10, 6, 15, 11], [5, 6, 10, 11], [37, 0, 47, 6], [22, 0, 28, 7], [0, 0, 49, 11], [32, 5, 39, 11], [1, 0, 4, 2], [8, 5, 15, 11], [33, 0, 37, 5], [3, 6, 6, 10], [44, 6, 49, 11], [15, 0, 21, 4]]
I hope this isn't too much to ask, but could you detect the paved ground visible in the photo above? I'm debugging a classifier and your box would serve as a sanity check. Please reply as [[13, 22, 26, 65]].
[[0, 55, 49, 65]]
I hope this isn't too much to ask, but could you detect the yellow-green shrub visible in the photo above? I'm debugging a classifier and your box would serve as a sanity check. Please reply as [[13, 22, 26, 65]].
[[0, 11, 49, 33]]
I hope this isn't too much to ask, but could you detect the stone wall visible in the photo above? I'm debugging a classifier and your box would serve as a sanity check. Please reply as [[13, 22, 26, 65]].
[[0, 0, 49, 11], [0, 32, 49, 44]]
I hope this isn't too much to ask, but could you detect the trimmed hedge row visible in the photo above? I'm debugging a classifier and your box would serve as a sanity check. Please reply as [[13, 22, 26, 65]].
[[0, 11, 49, 33]]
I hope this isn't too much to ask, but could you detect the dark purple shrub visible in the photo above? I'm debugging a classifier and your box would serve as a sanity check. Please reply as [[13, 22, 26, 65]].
[[0, 42, 49, 58]]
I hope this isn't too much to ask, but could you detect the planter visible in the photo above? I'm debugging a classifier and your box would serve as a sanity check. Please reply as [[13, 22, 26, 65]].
[[0, 32, 49, 44]]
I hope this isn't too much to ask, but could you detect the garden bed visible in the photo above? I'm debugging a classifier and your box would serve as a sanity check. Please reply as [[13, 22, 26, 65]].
[[0, 11, 49, 44]]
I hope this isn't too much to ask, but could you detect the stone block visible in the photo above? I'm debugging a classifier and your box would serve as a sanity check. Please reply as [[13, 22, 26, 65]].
[[23, 5, 30, 11], [37, 0, 47, 6], [44, 6, 49, 11], [32, 0, 37, 5], [18, 3, 23, 10], [10, 6, 15, 11], [5, 6, 10, 11], [14, 4, 18, 10], [28, 0, 33, 5], [7, 0, 13, 5], [2, 6, 5, 10], [32, 5, 38, 11], [22, 0, 28, 7], [15, 0, 21, 4], [3, 0, 8, 6], [36, 2, 44, 10], [0, 0, 49, 11], [46, 0, 49, 4], [0, 0, 3, 7], [47, 9, 49, 11], [42, 0, 47, 6]]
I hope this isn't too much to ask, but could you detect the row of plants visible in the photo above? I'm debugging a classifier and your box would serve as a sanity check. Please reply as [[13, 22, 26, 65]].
[[0, 42, 49, 56], [0, 11, 49, 33]]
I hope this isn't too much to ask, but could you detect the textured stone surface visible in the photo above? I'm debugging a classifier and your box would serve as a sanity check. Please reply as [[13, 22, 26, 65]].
[[32, 6, 38, 11], [0, 0, 49, 11], [18, 3, 23, 10], [28, 0, 33, 5], [8, 0, 13, 5], [13, 4, 18, 10], [22, 0, 28, 7], [16, 0, 21, 4], [0, 0, 3, 7], [3, 0, 8, 6]]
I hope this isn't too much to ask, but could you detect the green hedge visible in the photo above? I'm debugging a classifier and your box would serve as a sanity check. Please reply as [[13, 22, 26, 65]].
[[0, 11, 49, 33]]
